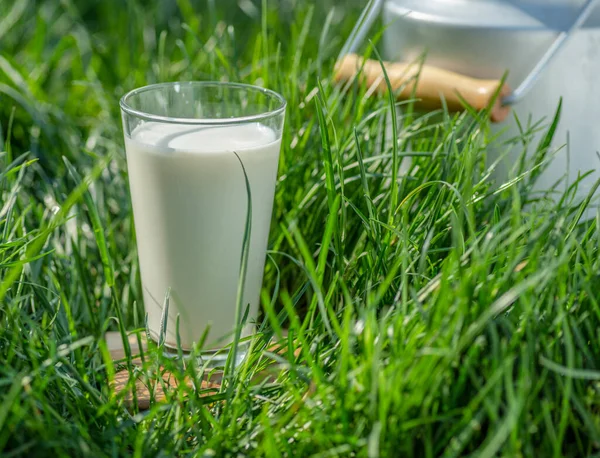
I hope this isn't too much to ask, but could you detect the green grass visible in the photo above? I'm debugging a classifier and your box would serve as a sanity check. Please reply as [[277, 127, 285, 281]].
[[2, 0, 600, 456]]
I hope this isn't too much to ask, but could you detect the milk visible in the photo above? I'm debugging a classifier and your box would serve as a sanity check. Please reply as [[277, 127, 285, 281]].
[[124, 121, 282, 350]]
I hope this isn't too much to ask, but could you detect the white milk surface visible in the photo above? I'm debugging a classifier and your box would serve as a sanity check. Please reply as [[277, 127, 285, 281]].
[[125, 121, 281, 350]]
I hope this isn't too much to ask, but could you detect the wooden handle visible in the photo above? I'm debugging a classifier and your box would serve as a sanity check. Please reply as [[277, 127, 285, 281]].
[[334, 53, 511, 123]]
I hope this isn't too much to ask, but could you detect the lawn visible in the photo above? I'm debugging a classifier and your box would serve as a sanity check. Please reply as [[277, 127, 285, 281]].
[[2, 0, 600, 456]]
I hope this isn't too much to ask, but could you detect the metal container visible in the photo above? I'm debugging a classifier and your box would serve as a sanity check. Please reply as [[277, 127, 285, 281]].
[[382, 0, 600, 209]]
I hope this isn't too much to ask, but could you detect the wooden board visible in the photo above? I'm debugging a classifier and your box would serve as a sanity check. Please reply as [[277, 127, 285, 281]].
[[107, 332, 221, 410], [107, 331, 299, 410]]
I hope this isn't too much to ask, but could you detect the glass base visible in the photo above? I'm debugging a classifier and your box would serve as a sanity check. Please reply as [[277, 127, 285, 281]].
[[158, 342, 249, 369]]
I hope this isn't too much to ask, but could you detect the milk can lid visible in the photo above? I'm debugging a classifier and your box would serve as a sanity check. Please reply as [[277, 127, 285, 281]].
[[385, 0, 594, 29]]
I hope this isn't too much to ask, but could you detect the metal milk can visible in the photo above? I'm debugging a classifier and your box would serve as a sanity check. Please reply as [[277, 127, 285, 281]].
[[335, 0, 600, 212]]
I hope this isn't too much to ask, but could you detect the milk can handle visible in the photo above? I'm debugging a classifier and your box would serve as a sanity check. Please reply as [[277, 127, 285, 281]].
[[504, 0, 599, 105], [337, 0, 599, 116], [338, 0, 385, 60], [334, 54, 512, 122]]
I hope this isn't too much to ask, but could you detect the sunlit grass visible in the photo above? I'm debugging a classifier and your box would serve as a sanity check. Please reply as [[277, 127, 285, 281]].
[[1, 0, 600, 456]]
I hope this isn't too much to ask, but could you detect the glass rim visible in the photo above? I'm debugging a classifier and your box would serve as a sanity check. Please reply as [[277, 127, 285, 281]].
[[119, 81, 287, 125]]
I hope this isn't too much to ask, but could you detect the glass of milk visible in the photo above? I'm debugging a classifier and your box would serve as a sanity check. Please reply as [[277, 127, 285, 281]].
[[120, 82, 286, 367]]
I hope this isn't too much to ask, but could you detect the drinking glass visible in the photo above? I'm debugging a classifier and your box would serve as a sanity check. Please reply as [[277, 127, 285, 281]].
[[120, 82, 286, 367]]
